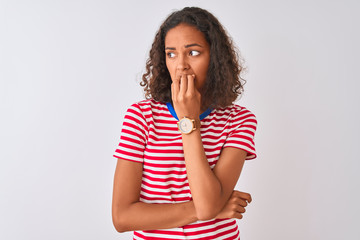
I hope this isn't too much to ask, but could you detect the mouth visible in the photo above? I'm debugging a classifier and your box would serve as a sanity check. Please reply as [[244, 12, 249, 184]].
[[175, 74, 196, 81]]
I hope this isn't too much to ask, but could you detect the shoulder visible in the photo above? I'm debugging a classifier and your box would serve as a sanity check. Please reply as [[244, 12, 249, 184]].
[[218, 104, 257, 128], [215, 104, 256, 119], [126, 99, 168, 117]]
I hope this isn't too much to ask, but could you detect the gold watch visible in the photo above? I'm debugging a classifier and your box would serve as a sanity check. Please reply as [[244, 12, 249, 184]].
[[177, 117, 199, 134]]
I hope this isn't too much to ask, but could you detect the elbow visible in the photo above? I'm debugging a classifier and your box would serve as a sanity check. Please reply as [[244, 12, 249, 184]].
[[112, 201, 139, 233], [113, 217, 129, 233], [195, 206, 219, 221], [197, 212, 217, 221], [112, 212, 131, 233]]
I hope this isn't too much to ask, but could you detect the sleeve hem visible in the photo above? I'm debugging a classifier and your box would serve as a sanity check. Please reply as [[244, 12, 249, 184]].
[[222, 145, 257, 160], [112, 155, 144, 163]]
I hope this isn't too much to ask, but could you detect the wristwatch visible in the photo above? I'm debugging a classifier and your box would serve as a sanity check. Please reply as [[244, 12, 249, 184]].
[[177, 117, 199, 134]]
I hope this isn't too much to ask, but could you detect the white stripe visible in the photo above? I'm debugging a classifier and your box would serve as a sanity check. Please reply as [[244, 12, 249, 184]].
[[144, 165, 186, 171], [116, 145, 143, 155], [125, 109, 147, 129], [141, 184, 190, 196], [140, 191, 190, 198], [135, 230, 186, 239], [144, 151, 184, 158], [141, 178, 189, 186], [143, 171, 188, 179], [114, 153, 142, 162]]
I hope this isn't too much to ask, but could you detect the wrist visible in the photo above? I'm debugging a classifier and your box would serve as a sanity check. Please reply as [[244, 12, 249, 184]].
[[177, 117, 201, 135]]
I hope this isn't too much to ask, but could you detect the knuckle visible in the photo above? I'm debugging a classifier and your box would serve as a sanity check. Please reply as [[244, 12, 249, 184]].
[[186, 92, 194, 98]]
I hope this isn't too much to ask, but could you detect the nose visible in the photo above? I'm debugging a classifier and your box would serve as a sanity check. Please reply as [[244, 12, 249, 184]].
[[176, 54, 190, 71]]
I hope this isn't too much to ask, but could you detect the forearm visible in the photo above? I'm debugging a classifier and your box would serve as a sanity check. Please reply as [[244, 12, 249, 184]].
[[113, 200, 197, 232], [182, 129, 227, 219]]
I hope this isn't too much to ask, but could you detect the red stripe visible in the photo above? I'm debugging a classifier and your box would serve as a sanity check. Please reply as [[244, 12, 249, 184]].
[[140, 195, 190, 202], [182, 219, 230, 229], [142, 174, 188, 183], [140, 187, 190, 196], [143, 155, 185, 161], [145, 148, 184, 154], [144, 168, 186, 175], [114, 149, 142, 158], [142, 181, 189, 190], [224, 140, 255, 151], [120, 135, 144, 146], [144, 162, 185, 168], [134, 231, 175, 240], [184, 220, 235, 236], [147, 141, 183, 147]]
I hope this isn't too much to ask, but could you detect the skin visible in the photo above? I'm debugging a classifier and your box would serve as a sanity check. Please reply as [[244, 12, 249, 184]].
[[112, 23, 252, 232], [165, 23, 210, 99]]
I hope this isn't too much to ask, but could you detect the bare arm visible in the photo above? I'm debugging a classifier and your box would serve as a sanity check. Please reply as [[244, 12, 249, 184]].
[[112, 158, 252, 233], [111, 159, 197, 232], [172, 74, 252, 220], [182, 133, 248, 220]]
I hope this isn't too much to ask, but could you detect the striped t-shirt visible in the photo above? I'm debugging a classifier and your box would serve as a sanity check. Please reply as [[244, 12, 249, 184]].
[[114, 99, 257, 240]]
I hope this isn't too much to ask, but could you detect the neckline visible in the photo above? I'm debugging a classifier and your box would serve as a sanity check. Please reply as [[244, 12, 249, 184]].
[[166, 102, 213, 121]]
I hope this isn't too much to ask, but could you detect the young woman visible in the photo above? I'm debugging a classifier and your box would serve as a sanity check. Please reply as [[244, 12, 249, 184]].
[[112, 7, 257, 240]]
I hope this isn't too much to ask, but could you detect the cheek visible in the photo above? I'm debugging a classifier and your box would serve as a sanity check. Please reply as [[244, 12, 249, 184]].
[[195, 62, 209, 88], [165, 61, 175, 79], [197, 63, 209, 80]]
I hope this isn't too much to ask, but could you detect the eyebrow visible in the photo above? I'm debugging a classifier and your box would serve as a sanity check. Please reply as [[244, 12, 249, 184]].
[[165, 43, 203, 50]]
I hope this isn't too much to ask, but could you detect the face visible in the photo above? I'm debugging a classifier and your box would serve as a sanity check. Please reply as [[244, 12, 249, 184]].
[[164, 23, 210, 92]]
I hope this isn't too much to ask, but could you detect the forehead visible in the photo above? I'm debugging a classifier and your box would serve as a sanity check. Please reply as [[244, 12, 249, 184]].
[[164, 24, 209, 47]]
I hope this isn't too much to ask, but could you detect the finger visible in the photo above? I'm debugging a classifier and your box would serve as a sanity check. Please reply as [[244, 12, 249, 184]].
[[172, 76, 180, 101], [232, 212, 243, 220], [179, 74, 187, 97], [171, 83, 175, 101], [234, 191, 252, 204], [229, 194, 248, 207], [186, 74, 195, 95], [236, 206, 246, 214], [235, 198, 248, 207]]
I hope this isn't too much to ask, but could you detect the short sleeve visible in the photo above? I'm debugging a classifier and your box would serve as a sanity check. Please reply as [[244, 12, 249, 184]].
[[223, 107, 257, 160], [113, 103, 148, 163]]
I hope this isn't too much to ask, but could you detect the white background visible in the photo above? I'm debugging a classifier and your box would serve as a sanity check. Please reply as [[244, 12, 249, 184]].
[[1, 0, 359, 239]]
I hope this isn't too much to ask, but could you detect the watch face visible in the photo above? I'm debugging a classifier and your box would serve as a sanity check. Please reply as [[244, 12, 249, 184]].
[[179, 118, 193, 134]]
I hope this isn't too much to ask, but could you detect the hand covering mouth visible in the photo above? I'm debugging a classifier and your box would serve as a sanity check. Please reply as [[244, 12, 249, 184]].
[[175, 73, 196, 80]]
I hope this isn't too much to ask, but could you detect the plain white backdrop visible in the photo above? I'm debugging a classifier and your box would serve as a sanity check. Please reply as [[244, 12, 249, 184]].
[[1, 0, 359, 239]]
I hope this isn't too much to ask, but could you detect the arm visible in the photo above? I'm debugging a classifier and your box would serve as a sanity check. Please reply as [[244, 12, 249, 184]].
[[112, 159, 251, 233], [172, 74, 252, 220], [182, 133, 248, 220], [112, 158, 197, 232], [112, 102, 251, 232]]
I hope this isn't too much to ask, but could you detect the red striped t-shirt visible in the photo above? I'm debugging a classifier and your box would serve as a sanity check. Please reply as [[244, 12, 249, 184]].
[[114, 99, 257, 240]]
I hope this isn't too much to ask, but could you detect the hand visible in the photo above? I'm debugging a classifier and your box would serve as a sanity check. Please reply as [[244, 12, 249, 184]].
[[215, 190, 252, 220], [171, 74, 201, 120]]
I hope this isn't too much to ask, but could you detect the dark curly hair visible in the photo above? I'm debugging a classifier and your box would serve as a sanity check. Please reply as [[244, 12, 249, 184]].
[[140, 7, 246, 109]]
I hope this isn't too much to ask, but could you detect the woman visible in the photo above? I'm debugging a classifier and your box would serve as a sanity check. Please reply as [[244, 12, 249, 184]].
[[112, 7, 257, 240]]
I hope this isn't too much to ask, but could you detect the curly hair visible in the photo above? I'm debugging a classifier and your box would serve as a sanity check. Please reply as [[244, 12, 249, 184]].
[[140, 7, 246, 109]]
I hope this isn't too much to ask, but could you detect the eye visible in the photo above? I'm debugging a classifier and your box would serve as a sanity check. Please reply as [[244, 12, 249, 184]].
[[189, 50, 200, 56], [166, 52, 176, 58]]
